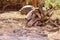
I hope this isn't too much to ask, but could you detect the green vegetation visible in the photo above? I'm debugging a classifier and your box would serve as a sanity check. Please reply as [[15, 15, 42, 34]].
[[44, 0, 60, 10]]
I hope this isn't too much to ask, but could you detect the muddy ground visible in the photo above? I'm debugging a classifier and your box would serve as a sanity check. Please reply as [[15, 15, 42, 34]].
[[0, 10, 60, 40]]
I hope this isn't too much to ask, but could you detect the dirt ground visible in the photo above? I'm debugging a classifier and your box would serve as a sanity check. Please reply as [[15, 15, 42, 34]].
[[0, 10, 60, 40], [0, 11, 48, 40]]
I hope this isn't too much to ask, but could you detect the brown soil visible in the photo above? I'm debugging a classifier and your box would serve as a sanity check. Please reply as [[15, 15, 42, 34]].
[[0, 10, 60, 40]]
